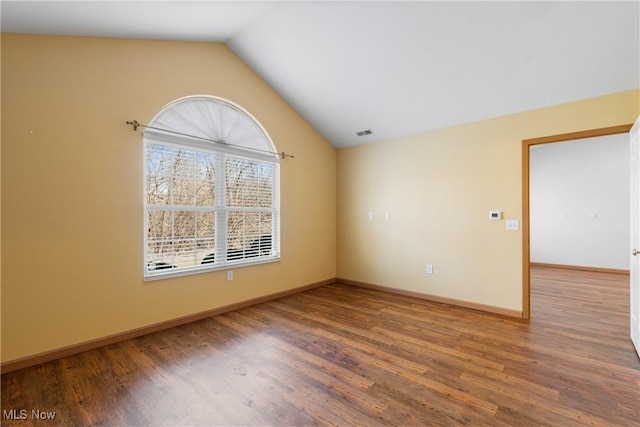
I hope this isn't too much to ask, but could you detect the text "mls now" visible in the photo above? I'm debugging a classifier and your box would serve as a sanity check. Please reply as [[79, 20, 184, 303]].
[[3, 409, 56, 420]]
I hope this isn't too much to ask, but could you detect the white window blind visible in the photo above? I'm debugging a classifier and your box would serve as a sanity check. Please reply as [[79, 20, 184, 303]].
[[144, 96, 280, 279]]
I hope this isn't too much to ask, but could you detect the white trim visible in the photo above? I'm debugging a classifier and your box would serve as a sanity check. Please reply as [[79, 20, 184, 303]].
[[144, 257, 281, 281]]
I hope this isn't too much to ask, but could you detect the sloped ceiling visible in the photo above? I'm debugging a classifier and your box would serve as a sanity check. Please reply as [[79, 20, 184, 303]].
[[2, 1, 639, 148]]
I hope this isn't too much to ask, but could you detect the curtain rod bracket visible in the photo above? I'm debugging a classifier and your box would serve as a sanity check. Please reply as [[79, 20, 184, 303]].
[[126, 120, 140, 131]]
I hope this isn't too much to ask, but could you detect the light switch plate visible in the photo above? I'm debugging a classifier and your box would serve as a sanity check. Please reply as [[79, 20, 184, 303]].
[[506, 220, 519, 231]]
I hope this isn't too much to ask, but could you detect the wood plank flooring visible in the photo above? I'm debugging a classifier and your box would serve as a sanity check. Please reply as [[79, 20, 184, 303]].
[[2, 266, 639, 426]]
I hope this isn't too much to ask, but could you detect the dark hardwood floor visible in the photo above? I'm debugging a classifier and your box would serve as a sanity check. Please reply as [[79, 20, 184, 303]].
[[2, 266, 639, 426]]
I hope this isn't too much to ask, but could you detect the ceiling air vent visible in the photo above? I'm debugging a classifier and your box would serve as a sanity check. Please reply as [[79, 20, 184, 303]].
[[356, 129, 373, 136]]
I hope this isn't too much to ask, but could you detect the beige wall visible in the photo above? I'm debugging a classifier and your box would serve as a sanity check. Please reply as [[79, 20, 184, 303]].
[[1, 34, 336, 363], [337, 90, 639, 313]]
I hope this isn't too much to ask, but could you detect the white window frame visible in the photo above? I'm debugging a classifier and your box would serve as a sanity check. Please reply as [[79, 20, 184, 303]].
[[143, 96, 280, 280]]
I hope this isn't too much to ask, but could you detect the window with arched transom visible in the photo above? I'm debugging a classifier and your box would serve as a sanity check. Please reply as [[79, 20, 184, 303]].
[[143, 95, 280, 279]]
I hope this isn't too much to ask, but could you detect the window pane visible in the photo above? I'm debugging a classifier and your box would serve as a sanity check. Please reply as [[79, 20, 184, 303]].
[[172, 178, 195, 206], [196, 211, 215, 238], [256, 213, 273, 257], [197, 239, 216, 265], [174, 211, 195, 239], [226, 212, 273, 260], [173, 150, 196, 178], [259, 212, 273, 236], [146, 145, 173, 205], [195, 152, 216, 207], [258, 172, 273, 208], [250, 233, 272, 257], [225, 159, 244, 207], [227, 212, 245, 250], [244, 212, 260, 242], [147, 241, 175, 271], [226, 243, 246, 261], [226, 158, 273, 208], [148, 210, 173, 240], [147, 209, 217, 270], [173, 239, 196, 268]]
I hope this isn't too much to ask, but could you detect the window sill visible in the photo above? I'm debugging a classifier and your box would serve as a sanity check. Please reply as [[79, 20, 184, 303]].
[[143, 256, 280, 282]]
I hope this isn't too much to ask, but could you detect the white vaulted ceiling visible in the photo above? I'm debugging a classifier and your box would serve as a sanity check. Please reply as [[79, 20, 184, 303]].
[[2, 1, 639, 148]]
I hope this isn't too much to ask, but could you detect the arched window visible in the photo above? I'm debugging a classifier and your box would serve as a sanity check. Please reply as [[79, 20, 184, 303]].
[[144, 95, 280, 279]]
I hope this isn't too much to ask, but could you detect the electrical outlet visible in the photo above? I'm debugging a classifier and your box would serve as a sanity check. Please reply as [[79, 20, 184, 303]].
[[427, 264, 433, 274], [226, 270, 233, 281], [506, 220, 519, 231], [368, 212, 374, 221]]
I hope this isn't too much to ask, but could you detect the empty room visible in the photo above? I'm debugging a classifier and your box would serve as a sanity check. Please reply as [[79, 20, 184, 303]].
[[1, 1, 639, 426]]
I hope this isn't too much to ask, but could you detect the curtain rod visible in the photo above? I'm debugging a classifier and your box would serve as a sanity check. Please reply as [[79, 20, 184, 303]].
[[126, 120, 294, 159]]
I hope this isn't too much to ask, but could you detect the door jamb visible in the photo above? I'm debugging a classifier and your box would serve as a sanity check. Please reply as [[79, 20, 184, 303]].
[[521, 124, 633, 319]]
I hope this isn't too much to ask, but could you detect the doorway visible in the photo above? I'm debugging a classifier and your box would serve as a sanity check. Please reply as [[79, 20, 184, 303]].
[[521, 124, 633, 319]]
